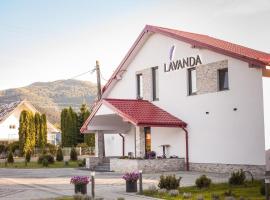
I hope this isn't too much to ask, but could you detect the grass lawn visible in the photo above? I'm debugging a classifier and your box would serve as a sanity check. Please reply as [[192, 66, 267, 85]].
[[0, 161, 80, 168], [144, 181, 265, 200]]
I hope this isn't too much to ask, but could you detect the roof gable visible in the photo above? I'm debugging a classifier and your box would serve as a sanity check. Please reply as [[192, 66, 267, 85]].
[[102, 25, 270, 96], [0, 100, 59, 132], [80, 98, 187, 133]]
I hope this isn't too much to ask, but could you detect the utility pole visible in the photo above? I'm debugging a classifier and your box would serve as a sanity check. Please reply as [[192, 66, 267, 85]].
[[94, 60, 105, 157], [96, 60, 102, 100]]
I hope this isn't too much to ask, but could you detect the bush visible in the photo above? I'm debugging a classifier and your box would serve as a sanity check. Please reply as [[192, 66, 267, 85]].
[[7, 151, 14, 163], [42, 158, 49, 167], [38, 154, 55, 164], [229, 169, 246, 185], [0, 144, 6, 154], [7, 141, 19, 153], [77, 143, 90, 155], [158, 174, 181, 190], [45, 143, 57, 155], [56, 148, 64, 161], [25, 151, 31, 162], [78, 158, 86, 167], [146, 151, 156, 159], [195, 175, 211, 189], [70, 147, 78, 161]]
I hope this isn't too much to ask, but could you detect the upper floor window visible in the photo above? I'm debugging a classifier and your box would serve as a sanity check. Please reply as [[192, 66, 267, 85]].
[[188, 67, 197, 95], [218, 68, 229, 91], [152, 67, 159, 101], [136, 74, 143, 99]]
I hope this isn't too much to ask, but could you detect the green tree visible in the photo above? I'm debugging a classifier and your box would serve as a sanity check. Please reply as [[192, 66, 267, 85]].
[[61, 107, 78, 147], [19, 110, 35, 154], [19, 110, 28, 154], [60, 108, 68, 147], [34, 113, 41, 147], [77, 104, 90, 144], [40, 114, 47, 148]]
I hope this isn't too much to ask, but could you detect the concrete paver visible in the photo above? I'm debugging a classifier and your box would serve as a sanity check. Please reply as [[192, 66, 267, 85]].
[[0, 168, 229, 200]]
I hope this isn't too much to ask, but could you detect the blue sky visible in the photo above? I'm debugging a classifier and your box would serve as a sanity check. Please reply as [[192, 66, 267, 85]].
[[0, 0, 270, 90]]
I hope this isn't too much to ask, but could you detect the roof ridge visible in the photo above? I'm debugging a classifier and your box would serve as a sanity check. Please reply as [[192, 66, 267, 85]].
[[103, 98, 147, 102], [150, 25, 270, 57]]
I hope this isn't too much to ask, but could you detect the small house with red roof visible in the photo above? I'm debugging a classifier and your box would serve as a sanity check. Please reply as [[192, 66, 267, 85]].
[[81, 25, 270, 176]]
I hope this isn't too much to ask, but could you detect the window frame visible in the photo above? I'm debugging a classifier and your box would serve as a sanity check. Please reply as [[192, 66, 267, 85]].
[[136, 73, 143, 99], [187, 67, 197, 96], [152, 66, 159, 101], [218, 68, 229, 91]]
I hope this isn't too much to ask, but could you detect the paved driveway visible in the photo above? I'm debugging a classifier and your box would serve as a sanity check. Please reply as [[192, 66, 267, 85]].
[[0, 168, 229, 200]]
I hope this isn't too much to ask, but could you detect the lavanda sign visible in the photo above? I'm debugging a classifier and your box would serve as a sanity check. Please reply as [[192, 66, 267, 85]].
[[164, 55, 202, 72]]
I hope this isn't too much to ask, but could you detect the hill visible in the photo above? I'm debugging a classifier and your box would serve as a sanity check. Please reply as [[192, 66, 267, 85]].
[[0, 79, 97, 125]]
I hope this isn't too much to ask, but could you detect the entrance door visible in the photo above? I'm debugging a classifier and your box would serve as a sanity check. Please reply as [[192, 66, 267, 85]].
[[144, 127, 151, 154]]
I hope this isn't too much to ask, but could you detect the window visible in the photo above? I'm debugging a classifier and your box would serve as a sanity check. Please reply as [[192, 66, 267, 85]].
[[152, 67, 159, 101], [188, 68, 197, 95], [218, 68, 229, 91], [136, 74, 143, 99]]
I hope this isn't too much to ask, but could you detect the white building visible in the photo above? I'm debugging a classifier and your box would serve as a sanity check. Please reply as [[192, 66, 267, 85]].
[[81, 25, 270, 175], [0, 100, 60, 145]]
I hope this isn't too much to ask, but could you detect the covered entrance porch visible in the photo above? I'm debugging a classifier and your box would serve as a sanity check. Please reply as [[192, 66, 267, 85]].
[[81, 98, 189, 172]]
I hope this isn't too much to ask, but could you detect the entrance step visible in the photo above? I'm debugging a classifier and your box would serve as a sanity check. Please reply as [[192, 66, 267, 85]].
[[94, 162, 111, 172]]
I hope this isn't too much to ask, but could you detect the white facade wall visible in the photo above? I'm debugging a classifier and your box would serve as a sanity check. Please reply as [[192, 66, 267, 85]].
[[105, 33, 265, 165], [104, 134, 122, 156], [124, 126, 135, 156], [0, 114, 19, 141], [151, 127, 186, 158], [0, 103, 30, 141]]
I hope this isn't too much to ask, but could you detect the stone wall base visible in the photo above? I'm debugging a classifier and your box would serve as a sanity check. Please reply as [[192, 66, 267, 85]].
[[110, 158, 185, 173], [190, 162, 265, 178], [85, 157, 109, 170]]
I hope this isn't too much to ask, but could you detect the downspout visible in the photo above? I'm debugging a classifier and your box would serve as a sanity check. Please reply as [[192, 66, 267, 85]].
[[119, 134, 125, 156], [182, 127, 190, 171]]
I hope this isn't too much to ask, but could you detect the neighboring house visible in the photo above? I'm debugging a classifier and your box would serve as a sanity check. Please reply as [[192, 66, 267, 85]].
[[0, 100, 60, 145], [81, 25, 270, 176]]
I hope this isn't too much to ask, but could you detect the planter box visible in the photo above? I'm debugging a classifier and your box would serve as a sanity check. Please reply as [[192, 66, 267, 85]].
[[110, 158, 185, 173], [74, 184, 87, 194], [126, 180, 138, 192]]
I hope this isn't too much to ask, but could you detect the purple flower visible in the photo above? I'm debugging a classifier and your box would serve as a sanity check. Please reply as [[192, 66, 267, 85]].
[[122, 172, 139, 182], [70, 176, 90, 185]]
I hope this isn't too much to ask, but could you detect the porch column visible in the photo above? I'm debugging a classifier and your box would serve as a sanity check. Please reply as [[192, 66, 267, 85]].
[[95, 131, 105, 158], [135, 126, 145, 158]]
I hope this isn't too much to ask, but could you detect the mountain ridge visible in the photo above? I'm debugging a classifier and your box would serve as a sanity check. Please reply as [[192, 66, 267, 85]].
[[0, 79, 97, 125]]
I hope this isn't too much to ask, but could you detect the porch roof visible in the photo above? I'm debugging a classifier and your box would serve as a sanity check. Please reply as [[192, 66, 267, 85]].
[[81, 98, 187, 133]]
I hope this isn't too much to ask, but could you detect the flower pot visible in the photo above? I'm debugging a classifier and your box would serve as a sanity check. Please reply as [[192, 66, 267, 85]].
[[126, 180, 137, 192], [74, 184, 87, 194]]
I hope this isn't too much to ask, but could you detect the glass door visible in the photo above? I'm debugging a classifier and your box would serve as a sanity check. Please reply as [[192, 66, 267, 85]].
[[144, 127, 151, 154]]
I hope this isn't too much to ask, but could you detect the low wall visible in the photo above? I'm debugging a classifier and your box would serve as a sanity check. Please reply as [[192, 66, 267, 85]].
[[190, 163, 265, 178], [110, 158, 185, 173], [85, 157, 109, 170]]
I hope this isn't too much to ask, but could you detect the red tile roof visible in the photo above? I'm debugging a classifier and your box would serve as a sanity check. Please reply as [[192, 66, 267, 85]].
[[149, 25, 270, 66], [80, 98, 187, 133], [102, 25, 270, 94]]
